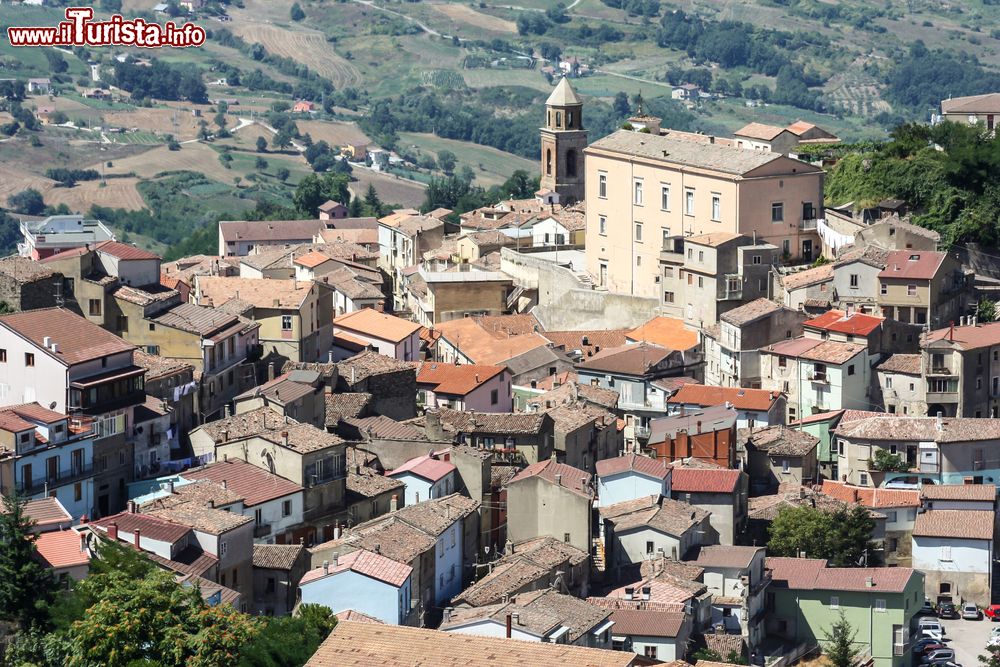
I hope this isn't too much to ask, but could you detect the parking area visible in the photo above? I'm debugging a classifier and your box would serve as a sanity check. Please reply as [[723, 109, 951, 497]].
[[934, 616, 995, 667]]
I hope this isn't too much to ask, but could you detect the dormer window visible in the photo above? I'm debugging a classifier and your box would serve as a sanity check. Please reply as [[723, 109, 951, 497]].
[[909, 254, 920, 261]]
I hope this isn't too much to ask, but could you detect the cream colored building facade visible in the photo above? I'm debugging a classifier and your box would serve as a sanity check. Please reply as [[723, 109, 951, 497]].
[[584, 129, 823, 300]]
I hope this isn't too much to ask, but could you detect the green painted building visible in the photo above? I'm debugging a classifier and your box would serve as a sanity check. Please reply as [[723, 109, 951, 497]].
[[765, 557, 924, 667], [792, 410, 844, 480]]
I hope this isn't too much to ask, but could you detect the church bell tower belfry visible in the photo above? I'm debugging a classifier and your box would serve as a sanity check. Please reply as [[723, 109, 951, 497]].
[[540, 77, 587, 204]]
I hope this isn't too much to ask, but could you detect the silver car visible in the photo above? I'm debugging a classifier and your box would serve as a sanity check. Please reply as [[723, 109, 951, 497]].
[[962, 603, 981, 620]]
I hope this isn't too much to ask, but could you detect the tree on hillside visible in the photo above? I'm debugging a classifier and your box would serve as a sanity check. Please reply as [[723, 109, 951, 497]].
[[363, 184, 384, 217], [294, 173, 350, 216], [436, 150, 457, 174], [272, 129, 294, 150], [0, 493, 59, 629], [824, 611, 858, 667], [768, 504, 877, 567], [63, 567, 257, 667], [290, 2, 305, 20], [275, 167, 290, 182], [255, 136, 268, 153], [8, 188, 46, 215], [45, 50, 68, 74], [255, 157, 268, 171]]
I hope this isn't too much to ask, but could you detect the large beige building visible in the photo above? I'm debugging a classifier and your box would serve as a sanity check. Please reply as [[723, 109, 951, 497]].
[[584, 129, 824, 300]]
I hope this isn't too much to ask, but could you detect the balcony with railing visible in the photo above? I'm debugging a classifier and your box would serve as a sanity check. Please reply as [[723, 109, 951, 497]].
[[808, 372, 828, 384], [633, 425, 651, 440], [69, 366, 146, 415], [720, 275, 742, 301], [17, 462, 94, 495], [254, 523, 272, 539], [799, 218, 818, 231]]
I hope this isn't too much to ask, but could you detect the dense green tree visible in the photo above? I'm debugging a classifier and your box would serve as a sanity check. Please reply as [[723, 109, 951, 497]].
[[0, 493, 59, 629], [238, 604, 335, 667], [363, 184, 384, 217], [256, 136, 268, 153], [290, 2, 305, 20], [275, 167, 290, 182], [824, 611, 858, 667], [255, 157, 268, 171], [436, 149, 457, 174], [294, 173, 350, 216], [768, 504, 877, 567], [45, 50, 68, 74], [978, 299, 997, 323], [870, 449, 908, 472], [8, 188, 46, 215]]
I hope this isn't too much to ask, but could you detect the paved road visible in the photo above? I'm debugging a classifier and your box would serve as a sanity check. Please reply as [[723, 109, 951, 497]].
[[935, 614, 993, 667]]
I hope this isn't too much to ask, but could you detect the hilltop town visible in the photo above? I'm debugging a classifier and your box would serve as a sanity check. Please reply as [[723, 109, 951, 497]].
[[5, 14, 1000, 666]]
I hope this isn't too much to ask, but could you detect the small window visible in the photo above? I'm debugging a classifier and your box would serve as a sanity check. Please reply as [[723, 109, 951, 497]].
[[490, 389, 499, 405], [875, 599, 886, 613], [698, 251, 704, 262], [940, 545, 952, 561], [25, 353, 34, 367], [282, 500, 291, 517], [646, 540, 655, 554], [711, 194, 721, 221], [634, 223, 643, 242], [859, 472, 869, 486], [663, 291, 674, 304], [149, 323, 156, 331], [685, 189, 695, 215], [598, 215, 607, 235], [880, 283, 888, 295], [848, 364, 856, 376], [661, 185, 670, 210], [781, 459, 790, 473], [281, 315, 293, 330], [698, 276, 704, 288], [598, 173, 607, 198], [850, 274, 859, 288], [830, 596, 839, 609], [753, 255, 762, 265], [644, 647, 658, 659], [771, 202, 784, 222], [563, 532, 571, 543], [907, 284, 917, 296], [220, 542, 228, 556], [88, 299, 102, 316], [633, 180, 643, 205], [0, 349, 5, 362], [778, 356, 787, 368]]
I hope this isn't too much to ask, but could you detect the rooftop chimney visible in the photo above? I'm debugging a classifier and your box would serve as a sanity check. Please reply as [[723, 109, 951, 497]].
[[555, 473, 562, 486], [222, 479, 227, 490], [865, 576, 874, 588], [134, 528, 141, 548], [506, 613, 513, 638], [390, 494, 398, 512], [322, 559, 330, 574], [108, 522, 118, 542], [80, 531, 88, 553], [282, 430, 289, 446], [332, 552, 339, 567], [127, 500, 136, 514], [268, 362, 276, 382], [43, 336, 51, 348], [167, 480, 175, 494], [443, 607, 453, 624]]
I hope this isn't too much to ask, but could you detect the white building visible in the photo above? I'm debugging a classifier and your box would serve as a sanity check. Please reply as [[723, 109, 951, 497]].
[[595, 454, 672, 508], [387, 453, 457, 507]]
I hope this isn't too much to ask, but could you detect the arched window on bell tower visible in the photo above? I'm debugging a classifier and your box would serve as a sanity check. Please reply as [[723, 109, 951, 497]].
[[566, 149, 577, 177], [546, 148, 553, 175], [567, 111, 574, 129], [555, 111, 562, 128]]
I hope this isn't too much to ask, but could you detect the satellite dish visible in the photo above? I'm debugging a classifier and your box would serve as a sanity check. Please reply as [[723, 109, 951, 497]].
[[49, 402, 57, 410]]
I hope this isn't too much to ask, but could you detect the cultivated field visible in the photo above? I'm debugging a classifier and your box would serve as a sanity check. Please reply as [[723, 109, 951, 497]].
[[350, 169, 427, 209], [461, 69, 551, 92], [398, 132, 535, 186], [228, 23, 363, 88], [430, 3, 517, 33], [101, 142, 235, 181], [0, 163, 147, 212], [102, 107, 207, 141], [297, 120, 371, 147]]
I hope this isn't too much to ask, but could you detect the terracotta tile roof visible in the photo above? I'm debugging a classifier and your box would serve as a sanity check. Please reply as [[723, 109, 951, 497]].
[[609, 608, 686, 638], [253, 543, 304, 570], [536, 381, 620, 410], [37, 245, 93, 264], [219, 219, 323, 243], [835, 415, 1000, 443], [436, 408, 548, 436], [306, 621, 640, 666], [145, 502, 253, 535], [744, 425, 818, 457], [608, 569, 706, 605], [92, 511, 192, 544], [195, 406, 288, 443], [348, 464, 404, 498], [596, 454, 671, 481], [704, 634, 746, 659], [768, 556, 918, 592], [0, 256, 55, 281], [141, 480, 243, 511], [321, 517, 436, 564], [542, 330, 629, 358], [260, 422, 347, 454], [21, 497, 72, 528], [34, 529, 89, 569], [343, 415, 425, 441], [144, 545, 218, 578], [648, 405, 738, 444], [685, 232, 743, 248], [96, 240, 161, 261], [338, 350, 414, 384], [182, 459, 302, 506], [152, 302, 246, 336], [749, 486, 853, 521], [734, 122, 786, 141], [414, 361, 506, 396], [435, 318, 551, 365], [877, 354, 921, 375], [797, 340, 866, 364], [834, 244, 891, 269], [650, 376, 700, 394], [0, 307, 134, 365], [544, 402, 617, 433], [334, 309, 420, 343], [601, 495, 710, 536], [693, 545, 763, 569], [789, 409, 845, 426], [782, 264, 833, 291], [177, 573, 241, 607], [626, 317, 699, 351], [762, 337, 823, 358], [392, 493, 480, 537], [820, 481, 920, 508], [915, 509, 994, 539], [510, 460, 593, 498], [301, 548, 412, 587], [804, 310, 883, 336], [389, 454, 456, 483], [721, 298, 782, 326], [133, 349, 193, 380], [920, 484, 996, 501], [925, 321, 1000, 350], [325, 392, 372, 426], [668, 384, 779, 411], [335, 609, 385, 624], [294, 250, 334, 268], [196, 276, 315, 310], [878, 250, 946, 280], [942, 92, 1000, 114], [670, 467, 742, 494], [577, 342, 674, 375], [452, 559, 549, 607]]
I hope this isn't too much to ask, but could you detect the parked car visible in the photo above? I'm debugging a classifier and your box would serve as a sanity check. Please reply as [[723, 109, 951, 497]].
[[991, 626, 1000, 639], [918, 618, 947, 635], [913, 640, 946, 655], [918, 600, 937, 616], [937, 602, 959, 619], [985, 604, 1000, 621], [921, 649, 956, 665], [962, 603, 981, 620], [917, 628, 945, 643]]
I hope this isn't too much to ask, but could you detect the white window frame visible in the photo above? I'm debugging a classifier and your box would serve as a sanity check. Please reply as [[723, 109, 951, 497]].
[[599, 215, 607, 235], [660, 185, 670, 211], [633, 179, 643, 206], [711, 193, 721, 221], [598, 173, 608, 199], [685, 189, 695, 216]]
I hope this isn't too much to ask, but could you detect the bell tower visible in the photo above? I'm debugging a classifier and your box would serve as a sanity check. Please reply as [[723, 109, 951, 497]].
[[540, 77, 587, 204]]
